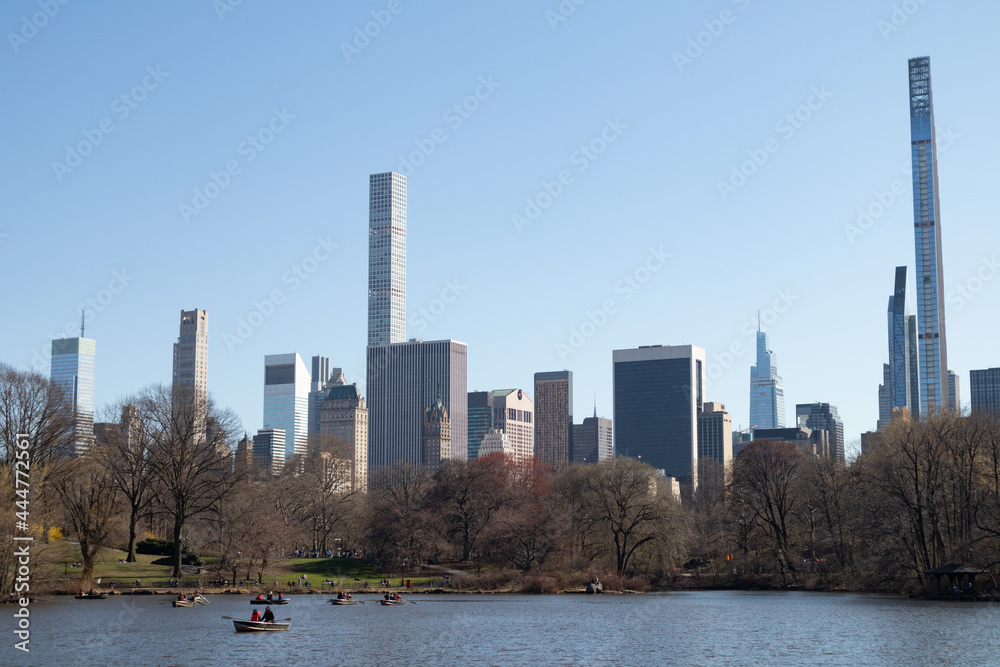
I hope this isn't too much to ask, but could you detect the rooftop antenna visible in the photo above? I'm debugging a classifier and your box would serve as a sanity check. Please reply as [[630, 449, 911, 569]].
[[757, 310, 761, 332], [80, 310, 85, 338], [593, 392, 597, 419]]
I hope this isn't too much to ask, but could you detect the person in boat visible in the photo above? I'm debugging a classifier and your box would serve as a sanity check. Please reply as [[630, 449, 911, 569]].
[[255, 593, 264, 601], [250, 609, 260, 622], [177, 592, 186, 601], [277, 592, 284, 600], [262, 606, 275, 623], [394, 593, 401, 601]]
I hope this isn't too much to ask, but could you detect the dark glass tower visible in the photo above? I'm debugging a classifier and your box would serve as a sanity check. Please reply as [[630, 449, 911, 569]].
[[887, 266, 919, 419], [908, 56, 949, 415]]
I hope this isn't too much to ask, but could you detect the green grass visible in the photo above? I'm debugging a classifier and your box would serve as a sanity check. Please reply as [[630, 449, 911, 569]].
[[33, 540, 441, 590]]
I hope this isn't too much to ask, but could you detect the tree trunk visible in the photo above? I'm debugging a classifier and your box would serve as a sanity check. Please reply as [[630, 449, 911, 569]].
[[172, 517, 184, 578], [126, 505, 139, 563]]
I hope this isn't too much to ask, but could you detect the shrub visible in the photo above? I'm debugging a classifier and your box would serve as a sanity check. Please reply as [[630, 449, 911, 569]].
[[522, 574, 566, 594], [136, 538, 191, 557], [624, 576, 651, 592]]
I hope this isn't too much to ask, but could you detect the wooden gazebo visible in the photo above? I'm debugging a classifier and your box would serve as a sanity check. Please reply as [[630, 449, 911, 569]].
[[922, 563, 985, 599]]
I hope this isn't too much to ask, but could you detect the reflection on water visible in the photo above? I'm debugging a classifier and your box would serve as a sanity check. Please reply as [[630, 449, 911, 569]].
[[19, 590, 1000, 666]]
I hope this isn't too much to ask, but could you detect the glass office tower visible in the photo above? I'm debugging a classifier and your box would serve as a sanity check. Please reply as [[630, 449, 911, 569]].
[[908, 56, 949, 415], [50, 337, 96, 456], [368, 171, 407, 347], [749, 328, 785, 429], [888, 266, 919, 419], [263, 353, 310, 462], [613, 345, 705, 490]]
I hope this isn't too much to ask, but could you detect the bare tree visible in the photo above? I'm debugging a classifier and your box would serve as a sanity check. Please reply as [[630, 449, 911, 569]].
[[572, 457, 683, 576], [429, 456, 515, 563], [95, 401, 154, 562], [365, 463, 436, 569], [139, 384, 240, 577], [50, 455, 121, 587], [730, 440, 804, 583]]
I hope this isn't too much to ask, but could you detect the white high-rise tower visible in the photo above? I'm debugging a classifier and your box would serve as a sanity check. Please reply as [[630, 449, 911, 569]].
[[368, 172, 407, 346]]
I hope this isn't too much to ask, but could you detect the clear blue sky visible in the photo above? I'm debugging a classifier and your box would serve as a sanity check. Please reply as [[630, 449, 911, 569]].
[[2, 1, 998, 458]]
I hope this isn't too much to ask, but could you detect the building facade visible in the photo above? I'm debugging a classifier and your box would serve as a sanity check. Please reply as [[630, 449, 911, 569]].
[[970, 368, 1000, 415], [948, 370, 960, 412], [50, 336, 96, 456], [172, 309, 208, 408], [753, 426, 831, 459], [478, 428, 513, 458], [908, 56, 950, 415], [749, 328, 785, 429], [697, 402, 733, 475], [319, 378, 369, 492], [466, 390, 494, 460], [795, 403, 844, 465], [422, 393, 451, 471], [491, 389, 534, 463], [533, 370, 573, 467], [252, 428, 286, 477], [263, 353, 310, 462], [366, 339, 468, 470], [877, 363, 892, 431], [887, 266, 920, 420], [613, 345, 706, 490], [308, 355, 332, 436], [234, 433, 253, 478], [368, 171, 407, 347], [573, 413, 613, 464]]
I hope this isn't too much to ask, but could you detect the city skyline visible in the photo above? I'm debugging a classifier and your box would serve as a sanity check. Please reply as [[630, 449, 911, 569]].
[[4, 3, 999, 459]]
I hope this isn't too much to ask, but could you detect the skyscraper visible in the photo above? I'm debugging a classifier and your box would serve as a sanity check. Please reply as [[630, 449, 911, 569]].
[[466, 390, 494, 460], [908, 56, 950, 415], [490, 388, 534, 463], [319, 377, 368, 493], [796, 403, 844, 465], [533, 370, 573, 467], [877, 363, 892, 430], [366, 339, 468, 470], [172, 309, 208, 409], [948, 370, 960, 413], [573, 412, 613, 464], [613, 345, 705, 491], [308, 356, 332, 436], [887, 266, 920, 421], [252, 428, 286, 477], [50, 336, 96, 456], [263, 353, 310, 462], [749, 328, 785, 429], [697, 402, 733, 475], [970, 368, 1000, 415], [368, 171, 407, 347]]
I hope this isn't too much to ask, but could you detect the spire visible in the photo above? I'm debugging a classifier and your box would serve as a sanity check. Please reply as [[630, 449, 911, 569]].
[[757, 310, 761, 333], [81, 310, 86, 338], [593, 392, 597, 419]]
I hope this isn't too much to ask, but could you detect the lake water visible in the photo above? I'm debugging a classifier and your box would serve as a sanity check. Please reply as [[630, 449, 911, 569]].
[[14, 591, 1000, 666]]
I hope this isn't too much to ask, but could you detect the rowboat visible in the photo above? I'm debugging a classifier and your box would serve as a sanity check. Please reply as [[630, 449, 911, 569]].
[[173, 600, 194, 607], [250, 598, 289, 605], [380, 598, 405, 606], [233, 619, 290, 632], [329, 598, 357, 605], [74, 593, 108, 600]]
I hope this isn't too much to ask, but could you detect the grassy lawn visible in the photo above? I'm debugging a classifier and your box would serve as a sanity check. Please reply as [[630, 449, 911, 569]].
[[34, 540, 439, 590]]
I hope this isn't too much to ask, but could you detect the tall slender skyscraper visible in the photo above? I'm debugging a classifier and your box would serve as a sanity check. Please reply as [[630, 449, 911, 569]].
[[948, 370, 960, 412], [887, 266, 919, 419], [749, 327, 785, 429], [908, 56, 949, 415], [172, 309, 209, 408], [51, 336, 96, 456], [263, 353, 310, 462], [368, 171, 407, 347]]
